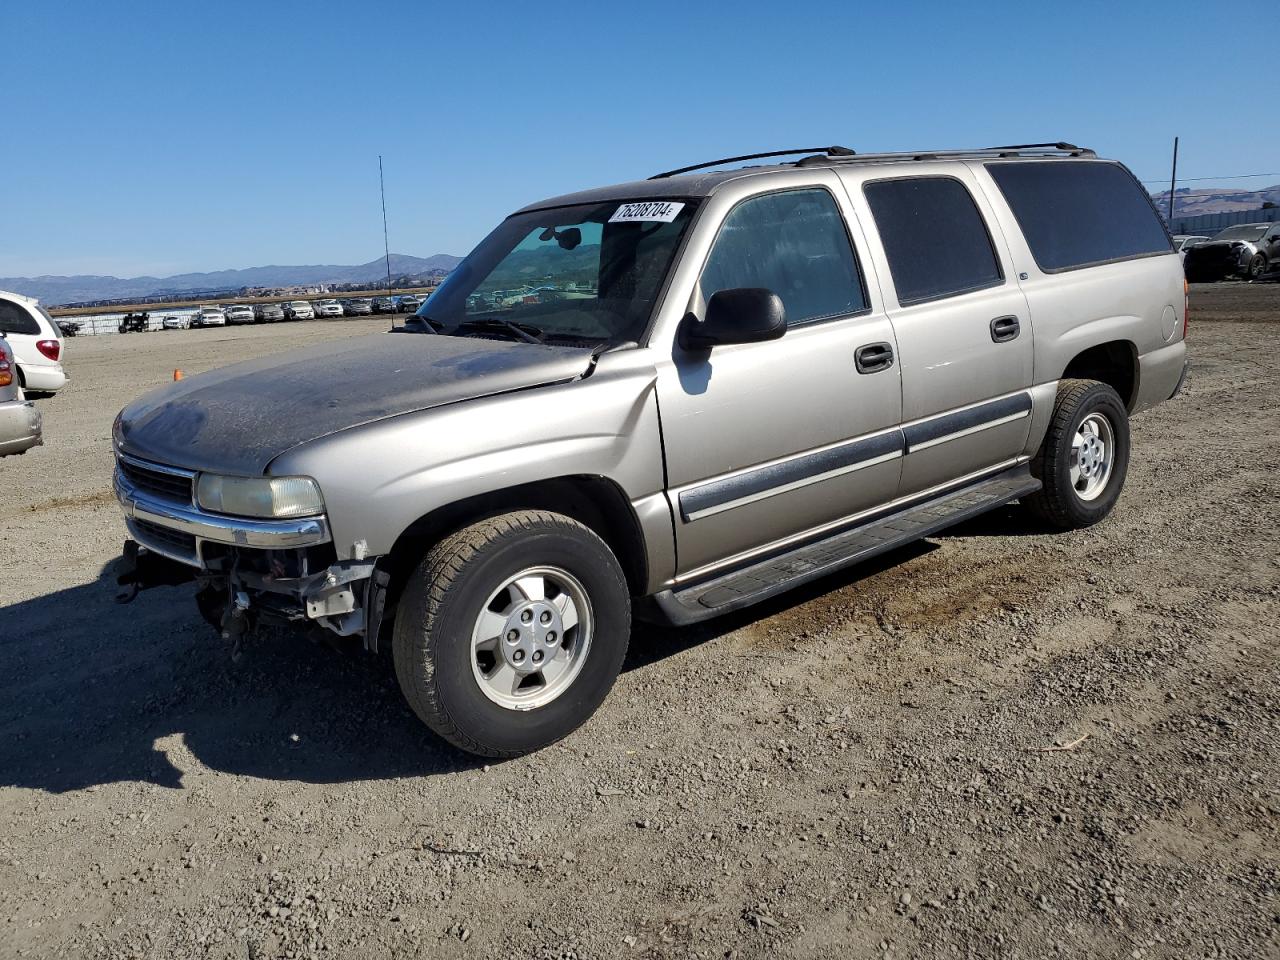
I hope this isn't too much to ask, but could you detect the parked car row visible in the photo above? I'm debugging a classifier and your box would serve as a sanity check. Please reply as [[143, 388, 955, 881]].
[[158, 295, 425, 330], [1175, 223, 1280, 282]]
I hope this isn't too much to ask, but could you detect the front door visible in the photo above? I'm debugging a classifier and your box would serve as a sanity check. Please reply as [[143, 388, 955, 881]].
[[654, 180, 903, 578], [854, 170, 1034, 495]]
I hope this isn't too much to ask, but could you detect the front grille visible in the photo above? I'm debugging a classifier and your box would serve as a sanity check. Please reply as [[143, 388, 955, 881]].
[[118, 457, 193, 504], [132, 518, 197, 558]]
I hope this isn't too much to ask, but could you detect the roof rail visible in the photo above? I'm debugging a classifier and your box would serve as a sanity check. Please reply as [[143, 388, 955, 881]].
[[649, 146, 855, 180], [795, 142, 1096, 167], [649, 142, 1096, 180]]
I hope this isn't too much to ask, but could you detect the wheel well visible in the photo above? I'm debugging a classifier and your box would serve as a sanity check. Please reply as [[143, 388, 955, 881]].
[[1062, 341, 1138, 410], [385, 476, 650, 599]]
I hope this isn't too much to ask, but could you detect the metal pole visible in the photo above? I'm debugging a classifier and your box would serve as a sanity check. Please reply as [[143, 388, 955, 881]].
[[1168, 136, 1179, 229], [379, 156, 394, 330]]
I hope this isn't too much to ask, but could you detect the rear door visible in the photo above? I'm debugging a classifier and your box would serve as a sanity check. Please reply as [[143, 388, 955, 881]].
[[848, 168, 1034, 496]]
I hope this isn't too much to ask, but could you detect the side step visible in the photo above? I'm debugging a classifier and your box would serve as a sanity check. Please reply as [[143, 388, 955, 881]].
[[648, 465, 1041, 626]]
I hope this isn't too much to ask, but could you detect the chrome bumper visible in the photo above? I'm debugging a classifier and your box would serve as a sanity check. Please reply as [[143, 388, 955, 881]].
[[113, 465, 331, 568]]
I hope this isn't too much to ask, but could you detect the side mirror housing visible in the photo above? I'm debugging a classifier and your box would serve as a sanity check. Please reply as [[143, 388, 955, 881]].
[[680, 288, 786, 350]]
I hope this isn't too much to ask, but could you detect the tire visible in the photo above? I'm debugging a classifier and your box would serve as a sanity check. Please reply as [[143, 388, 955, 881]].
[[1247, 253, 1267, 280], [393, 510, 631, 757], [1024, 379, 1130, 530]]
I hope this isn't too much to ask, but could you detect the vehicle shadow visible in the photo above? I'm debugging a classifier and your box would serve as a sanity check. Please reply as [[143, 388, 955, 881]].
[[3, 536, 947, 795], [0, 560, 484, 794], [934, 501, 1049, 539]]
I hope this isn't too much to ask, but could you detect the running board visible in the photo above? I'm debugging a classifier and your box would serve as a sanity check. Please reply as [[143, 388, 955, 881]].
[[647, 466, 1040, 626]]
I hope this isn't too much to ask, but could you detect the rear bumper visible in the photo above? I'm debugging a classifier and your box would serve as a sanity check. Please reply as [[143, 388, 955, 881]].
[[18, 363, 67, 392], [0, 398, 42, 455]]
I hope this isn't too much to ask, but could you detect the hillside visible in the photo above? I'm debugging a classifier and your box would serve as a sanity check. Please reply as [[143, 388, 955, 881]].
[[1148, 184, 1280, 217], [0, 253, 462, 306]]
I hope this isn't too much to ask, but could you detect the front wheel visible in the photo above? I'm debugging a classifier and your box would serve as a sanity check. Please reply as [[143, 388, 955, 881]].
[[1247, 253, 1268, 280], [1024, 379, 1130, 530], [393, 510, 631, 757]]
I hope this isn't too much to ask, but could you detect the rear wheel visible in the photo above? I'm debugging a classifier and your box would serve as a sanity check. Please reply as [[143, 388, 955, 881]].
[[393, 510, 631, 757], [1025, 379, 1130, 530]]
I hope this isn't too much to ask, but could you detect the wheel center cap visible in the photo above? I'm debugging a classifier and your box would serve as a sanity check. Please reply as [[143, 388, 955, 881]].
[[502, 601, 563, 673]]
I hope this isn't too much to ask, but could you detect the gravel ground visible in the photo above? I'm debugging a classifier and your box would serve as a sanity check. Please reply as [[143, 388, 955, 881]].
[[2, 286, 1278, 959]]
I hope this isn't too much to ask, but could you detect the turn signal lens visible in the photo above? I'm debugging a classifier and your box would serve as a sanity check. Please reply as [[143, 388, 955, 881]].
[[196, 474, 324, 519]]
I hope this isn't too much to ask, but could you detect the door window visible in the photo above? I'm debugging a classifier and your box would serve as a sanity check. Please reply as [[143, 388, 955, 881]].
[[699, 189, 867, 326], [864, 177, 1004, 306]]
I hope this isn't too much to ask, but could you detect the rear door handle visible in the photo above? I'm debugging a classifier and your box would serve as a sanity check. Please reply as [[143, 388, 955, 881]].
[[990, 315, 1021, 343], [855, 342, 894, 374]]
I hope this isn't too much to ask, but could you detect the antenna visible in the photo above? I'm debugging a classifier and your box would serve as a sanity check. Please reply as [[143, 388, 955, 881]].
[[379, 155, 395, 331]]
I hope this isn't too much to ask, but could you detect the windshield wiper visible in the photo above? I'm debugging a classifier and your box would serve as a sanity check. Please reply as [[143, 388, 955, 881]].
[[452, 317, 545, 344]]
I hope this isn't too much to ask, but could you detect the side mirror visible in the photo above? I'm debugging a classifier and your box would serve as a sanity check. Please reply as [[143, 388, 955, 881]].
[[680, 288, 786, 350]]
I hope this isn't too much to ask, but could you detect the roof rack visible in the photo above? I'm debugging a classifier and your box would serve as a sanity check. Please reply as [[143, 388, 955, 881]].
[[649, 146, 856, 180], [796, 141, 1095, 166], [650, 142, 1095, 179]]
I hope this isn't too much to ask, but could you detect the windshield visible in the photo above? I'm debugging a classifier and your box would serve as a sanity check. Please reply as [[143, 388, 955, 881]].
[[418, 198, 698, 344], [1213, 225, 1268, 241]]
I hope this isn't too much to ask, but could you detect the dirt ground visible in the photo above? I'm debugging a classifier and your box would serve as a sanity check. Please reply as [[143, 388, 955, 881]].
[[2, 286, 1278, 960]]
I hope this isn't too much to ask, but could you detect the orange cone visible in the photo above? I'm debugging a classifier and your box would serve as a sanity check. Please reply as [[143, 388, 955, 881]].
[[173, 369, 184, 381]]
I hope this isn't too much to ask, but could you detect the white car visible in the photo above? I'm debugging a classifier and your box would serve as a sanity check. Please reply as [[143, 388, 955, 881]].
[[285, 301, 316, 321], [1172, 235, 1211, 262], [192, 306, 227, 328], [314, 299, 344, 318], [0, 289, 67, 393], [162, 315, 191, 330], [224, 304, 256, 325]]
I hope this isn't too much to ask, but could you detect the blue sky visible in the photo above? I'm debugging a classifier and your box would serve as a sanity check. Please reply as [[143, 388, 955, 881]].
[[3, 0, 1276, 278]]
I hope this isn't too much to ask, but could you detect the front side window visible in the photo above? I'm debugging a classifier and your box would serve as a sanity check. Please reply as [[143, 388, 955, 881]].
[[421, 199, 698, 345], [864, 177, 1004, 306], [986, 160, 1171, 271], [699, 189, 866, 326], [0, 299, 42, 336]]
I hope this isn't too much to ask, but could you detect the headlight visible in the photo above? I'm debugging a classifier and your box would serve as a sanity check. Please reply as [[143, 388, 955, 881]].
[[196, 474, 324, 519]]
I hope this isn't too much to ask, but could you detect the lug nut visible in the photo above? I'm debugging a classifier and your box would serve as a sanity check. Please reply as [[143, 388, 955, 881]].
[[540, 611, 552, 624], [513, 650, 525, 664], [521, 610, 533, 623], [506, 630, 519, 642], [532, 651, 544, 663], [546, 631, 558, 644]]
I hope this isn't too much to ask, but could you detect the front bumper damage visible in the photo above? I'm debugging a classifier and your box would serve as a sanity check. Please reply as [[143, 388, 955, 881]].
[[113, 456, 390, 651]]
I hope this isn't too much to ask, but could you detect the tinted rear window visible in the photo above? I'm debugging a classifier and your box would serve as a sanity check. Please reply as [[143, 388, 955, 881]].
[[986, 161, 1171, 272], [0, 298, 42, 336], [863, 177, 1003, 306]]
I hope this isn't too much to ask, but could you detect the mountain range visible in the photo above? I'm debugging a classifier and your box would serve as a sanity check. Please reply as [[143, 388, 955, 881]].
[[1148, 184, 1279, 217], [0, 253, 463, 306]]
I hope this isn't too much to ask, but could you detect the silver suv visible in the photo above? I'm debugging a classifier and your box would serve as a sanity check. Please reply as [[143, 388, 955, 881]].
[[113, 142, 1189, 757]]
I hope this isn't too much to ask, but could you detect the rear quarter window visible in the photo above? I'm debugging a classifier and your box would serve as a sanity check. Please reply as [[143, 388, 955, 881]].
[[985, 161, 1172, 272], [0, 298, 43, 336]]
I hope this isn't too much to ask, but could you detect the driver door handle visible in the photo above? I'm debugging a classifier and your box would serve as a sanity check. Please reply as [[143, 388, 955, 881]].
[[990, 315, 1021, 343], [855, 342, 894, 374]]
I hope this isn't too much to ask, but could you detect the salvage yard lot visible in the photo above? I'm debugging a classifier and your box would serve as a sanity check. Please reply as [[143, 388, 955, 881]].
[[1, 285, 1277, 959]]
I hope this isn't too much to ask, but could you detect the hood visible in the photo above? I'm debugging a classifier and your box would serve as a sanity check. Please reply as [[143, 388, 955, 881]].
[[116, 333, 594, 475]]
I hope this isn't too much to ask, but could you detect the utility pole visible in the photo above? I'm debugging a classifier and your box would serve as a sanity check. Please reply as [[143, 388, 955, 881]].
[[1167, 137, 1179, 228], [379, 156, 394, 330]]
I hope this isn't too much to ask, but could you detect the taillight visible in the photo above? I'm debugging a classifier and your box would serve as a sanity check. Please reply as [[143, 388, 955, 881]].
[[36, 339, 61, 361], [1183, 279, 1189, 339], [0, 351, 11, 388]]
